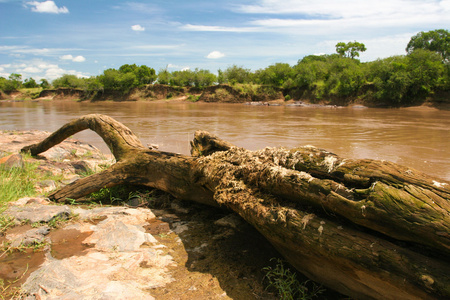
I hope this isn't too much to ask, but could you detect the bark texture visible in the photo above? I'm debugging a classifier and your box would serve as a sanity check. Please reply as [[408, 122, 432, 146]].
[[21, 114, 450, 300]]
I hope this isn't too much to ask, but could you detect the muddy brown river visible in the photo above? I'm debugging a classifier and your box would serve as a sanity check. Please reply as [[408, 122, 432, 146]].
[[1, 101, 449, 181]]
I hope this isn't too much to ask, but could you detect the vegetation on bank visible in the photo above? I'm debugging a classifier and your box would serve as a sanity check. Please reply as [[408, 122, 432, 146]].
[[1, 29, 449, 106]]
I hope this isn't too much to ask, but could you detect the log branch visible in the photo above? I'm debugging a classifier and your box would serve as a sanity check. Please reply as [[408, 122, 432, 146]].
[[20, 114, 450, 300]]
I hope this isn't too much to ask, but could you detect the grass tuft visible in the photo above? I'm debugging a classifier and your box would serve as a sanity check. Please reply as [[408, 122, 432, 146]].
[[263, 258, 325, 300]]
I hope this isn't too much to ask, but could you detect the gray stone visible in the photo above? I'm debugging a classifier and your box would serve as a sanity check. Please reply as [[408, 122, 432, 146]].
[[0, 153, 24, 169], [70, 160, 92, 175], [5, 205, 71, 223], [6, 226, 50, 247], [214, 213, 245, 229], [87, 218, 157, 252], [36, 180, 57, 194]]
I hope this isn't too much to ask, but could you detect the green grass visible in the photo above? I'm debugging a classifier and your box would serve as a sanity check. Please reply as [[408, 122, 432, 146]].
[[263, 258, 325, 300], [0, 154, 63, 209]]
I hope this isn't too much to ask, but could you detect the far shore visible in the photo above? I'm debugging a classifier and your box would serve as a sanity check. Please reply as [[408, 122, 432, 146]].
[[1, 85, 449, 111]]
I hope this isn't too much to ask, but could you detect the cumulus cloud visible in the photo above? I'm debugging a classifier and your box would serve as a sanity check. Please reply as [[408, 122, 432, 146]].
[[206, 51, 225, 59], [1, 60, 88, 80], [60, 54, 86, 62], [72, 56, 86, 62], [236, 0, 448, 33], [131, 24, 145, 31], [182, 24, 258, 32], [26, 1, 69, 14]]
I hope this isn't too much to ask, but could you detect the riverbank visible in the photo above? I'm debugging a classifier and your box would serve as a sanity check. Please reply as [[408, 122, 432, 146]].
[[2, 85, 449, 109], [1, 130, 337, 299]]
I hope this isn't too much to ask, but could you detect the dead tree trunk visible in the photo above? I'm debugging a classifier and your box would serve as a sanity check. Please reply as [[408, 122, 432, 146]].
[[21, 114, 450, 300]]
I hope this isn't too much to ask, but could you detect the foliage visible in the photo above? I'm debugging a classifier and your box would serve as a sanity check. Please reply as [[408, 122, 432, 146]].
[[52, 74, 87, 89], [223, 65, 252, 84], [187, 94, 200, 102], [336, 41, 367, 59], [366, 50, 446, 104], [23, 78, 38, 88], [407, 49, 446, 97], [87, 185, 141, 205], [3, 29, 447, 107], [0, 74, 23, 92], [406, 29, 450, 63], [193, 68, 217, 87], [157, 69, 171, 85], [256, 63, 293, 87], [263, 258, 325, 300], [40, 78, 50, 89], [97, 64, 156, 94]]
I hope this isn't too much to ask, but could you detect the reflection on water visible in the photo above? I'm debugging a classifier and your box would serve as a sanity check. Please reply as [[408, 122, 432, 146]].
[[1, 101, 449, 181]]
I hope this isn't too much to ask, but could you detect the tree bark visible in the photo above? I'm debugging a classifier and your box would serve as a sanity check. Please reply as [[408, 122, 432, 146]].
[[21, 114, 450, 300]]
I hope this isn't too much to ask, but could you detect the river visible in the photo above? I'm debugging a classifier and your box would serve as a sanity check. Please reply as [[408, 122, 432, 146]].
[[1, 100, 449, 181]]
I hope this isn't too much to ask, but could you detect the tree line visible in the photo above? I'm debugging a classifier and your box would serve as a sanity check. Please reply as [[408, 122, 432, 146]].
[[1, 29, 449, 105]]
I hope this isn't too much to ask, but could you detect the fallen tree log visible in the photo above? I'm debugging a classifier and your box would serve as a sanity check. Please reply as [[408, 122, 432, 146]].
[[21, 114, 450, 300]]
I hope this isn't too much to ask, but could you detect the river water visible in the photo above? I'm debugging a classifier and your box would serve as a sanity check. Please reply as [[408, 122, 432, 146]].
[[1, 101, 449, 181]]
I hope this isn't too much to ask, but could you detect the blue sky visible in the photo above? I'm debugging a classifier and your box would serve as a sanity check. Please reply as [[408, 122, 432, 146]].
[[1, 0, 449, 81]]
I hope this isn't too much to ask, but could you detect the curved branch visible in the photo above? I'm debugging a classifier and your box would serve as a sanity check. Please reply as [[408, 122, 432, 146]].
[[50, 162, 129, 201], [21, 114, 145, 161]]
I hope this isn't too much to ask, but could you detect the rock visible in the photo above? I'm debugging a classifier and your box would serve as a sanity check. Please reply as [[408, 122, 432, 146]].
[[170, 200, 191, 214], [214, 213, 245, 230], [6, 226, 50, 247], [0, 153, 24, 169], [5, 204, 71, 223], [9, 197, 50, 207], [35, 180, 57, 194], [84, 218, 157, 252], [70, 160, 91, 175], [20, 205, 173, 300]]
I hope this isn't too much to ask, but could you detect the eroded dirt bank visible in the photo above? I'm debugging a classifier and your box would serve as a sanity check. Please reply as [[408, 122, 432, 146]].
[[3, 85, 450, 109]]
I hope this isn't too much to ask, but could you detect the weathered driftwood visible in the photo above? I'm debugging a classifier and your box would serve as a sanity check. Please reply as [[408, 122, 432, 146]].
[[21, 114, 450, 300]]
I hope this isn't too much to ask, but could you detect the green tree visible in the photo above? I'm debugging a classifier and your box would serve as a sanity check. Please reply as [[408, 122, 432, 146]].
[[52, 74, 87, 89], [170, 69, 194, 86], [157, 69, 171, 85], [368, 56, 413, 104], [223, 65, 252, 84], [256, 63, 293, 87], [406, 29, 450, 63], [119, 64, 156, 86], [40, 78, 50, 89], [136, 65, 156, 85], [336, 41, 367, 59], [98, 68, 138, 93], [1, 73, 23, 92], [23, 77, 39, 88], [193, 69, 217, 87], [406, 49, 445, 97], [217, 69, 225, 84]]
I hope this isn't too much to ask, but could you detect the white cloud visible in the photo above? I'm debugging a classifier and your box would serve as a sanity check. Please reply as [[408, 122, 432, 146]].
[[1, 60, 88, 81], [60, 54, 73, 60], [206, 51, 225, 59], [236, 0, 443, 19], [60, 54, 86, 62], [182, 24, 259, 33], [26, 1, 69, 14], [130, 44, 182, 50], [235, 0, 450, 32], [131, 24, 145, 31], [72, 55, 86, 62]]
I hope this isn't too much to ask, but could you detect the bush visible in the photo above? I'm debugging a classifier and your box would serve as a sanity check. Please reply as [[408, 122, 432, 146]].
[[52, 74, 87, 89]]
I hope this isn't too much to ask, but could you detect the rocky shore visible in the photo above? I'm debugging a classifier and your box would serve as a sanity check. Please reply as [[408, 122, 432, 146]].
[[0, 130, 284, 299]]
